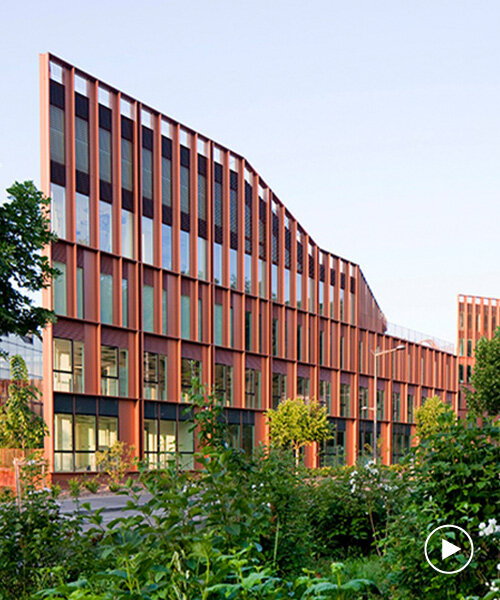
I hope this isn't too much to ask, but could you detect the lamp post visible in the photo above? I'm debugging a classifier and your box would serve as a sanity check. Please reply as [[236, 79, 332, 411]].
[[372, 344, 405, 464]]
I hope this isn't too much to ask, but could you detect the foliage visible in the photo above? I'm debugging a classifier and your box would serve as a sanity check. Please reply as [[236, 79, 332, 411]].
[[0, 181, 58, 339], [267, 397, 332, 464], [95, 440, 136, 491], [414, 395, 455, 440], [468, 327, 500, 416], [0, 354, 47, 449], [0, 488, 93, 600], [384, 414, 500, 599]]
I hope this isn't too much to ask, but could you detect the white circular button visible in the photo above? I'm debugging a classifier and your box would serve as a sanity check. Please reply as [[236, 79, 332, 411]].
[[424, 525, 474, 574]]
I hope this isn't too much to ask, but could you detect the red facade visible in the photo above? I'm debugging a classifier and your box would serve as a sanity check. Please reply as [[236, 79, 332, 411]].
[[39, 53, 458, 479]]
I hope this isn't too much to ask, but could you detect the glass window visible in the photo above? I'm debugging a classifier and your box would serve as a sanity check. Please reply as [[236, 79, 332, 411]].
[[161, 156, 172, 207], [51, 184, 66, 238], [162, 224, 172, 270], [178, 421, 194, 469], [198, 298, 203, 341], [75, 117, 89, 173], [142, 216, 154, 264], [272, 318, 279, 356], [272, 264, 278, 300], [272, 373, 287, 409], [308, 277, 315, 311], [54, 414, 73, 472], [230, 249, 238, 289], [101, 345, 118, 395], [297, 376, 310, 400], [99, 128, 112, 183], [98, 416, 118, 450], [122, 278, 128, 327], [214, 243, 223, 284], [259, 260, 266, 297], [142, 147, 153, 199], [198, 237, 207, 280], [77, 267, 84, 319], [75, 415, 96, 471], [377, 389, 385, 420], [53, 261, 67, 315], [143, 284, 154, 332], [181, 358, 201, 400], [214, 363, 233, 406], [245, 311, 252, 351], [358, 386, 369, 417], [143, 351, 167, 400], [121, 209, 134, 259], [180, 165, 190, 213], [75, 193, 90, 244], [99, 201, 113, 252], [284, 269, 290, 304], [119, 349, 128, 396], [180, 231, 190, 275], [245, 368, 261, 409], [296, 272, 302, 308], [198, 173, 207, 221], [407, 394, 414, 423], [340, 383, 351, 417], [53, 338, 84, 393], [162, 288, 168, 335], [392, 392, 401, 422], [319, 281, 324, 314], [244, 254, 252, 293], [181, 295, 191, 339], [214, 303, 223, 345], [319, 380, 331, 413], [121, 138, 133, 191], [50, 105, 65, 164], [100, 273, 113, 324]]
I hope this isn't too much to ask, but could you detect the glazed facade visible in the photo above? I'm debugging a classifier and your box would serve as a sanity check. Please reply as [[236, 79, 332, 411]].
[[457, 294, 500, 418], [39, 54, 458, 478]]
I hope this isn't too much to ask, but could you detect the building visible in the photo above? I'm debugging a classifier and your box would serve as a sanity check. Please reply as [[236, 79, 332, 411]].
[[39, 53, 458, 481], [457, 294, 500, 418]]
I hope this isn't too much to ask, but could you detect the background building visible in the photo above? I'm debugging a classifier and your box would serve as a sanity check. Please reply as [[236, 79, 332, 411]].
[[457, 294, 500, 418], [39, 53, 458, 481]]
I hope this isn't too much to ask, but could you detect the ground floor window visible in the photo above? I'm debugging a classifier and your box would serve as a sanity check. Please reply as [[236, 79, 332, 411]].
[[181, 358, 202, 401], [226, 409, 255, 455], [358, 428, 374, 460], [392, 427, 411, 463], [54, 410, 118, 472], [319, 428, 346, 466], [143, 402, 195, 469]]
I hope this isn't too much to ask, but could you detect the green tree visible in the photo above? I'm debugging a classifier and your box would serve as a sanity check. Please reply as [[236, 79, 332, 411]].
[[468, 327, 500, 416], [414, 395, 455, 440], [267, 398, 331, 465], [0, 181, 58, 339], [0, 355, 47, 449]]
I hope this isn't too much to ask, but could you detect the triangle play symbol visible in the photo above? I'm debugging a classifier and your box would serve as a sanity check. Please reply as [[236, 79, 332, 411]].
[[442, 539, 461, 560]]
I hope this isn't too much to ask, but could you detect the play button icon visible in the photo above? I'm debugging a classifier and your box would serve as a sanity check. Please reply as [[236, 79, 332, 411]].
[[424, 525, 474, 574], [441, 539, 461, 560]]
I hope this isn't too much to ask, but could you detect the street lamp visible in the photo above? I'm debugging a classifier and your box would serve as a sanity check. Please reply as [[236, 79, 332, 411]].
[[372, 344, 405, 464]]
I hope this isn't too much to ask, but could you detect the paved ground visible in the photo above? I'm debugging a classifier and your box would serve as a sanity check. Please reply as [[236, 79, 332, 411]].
[[59, 492, 153, 528]]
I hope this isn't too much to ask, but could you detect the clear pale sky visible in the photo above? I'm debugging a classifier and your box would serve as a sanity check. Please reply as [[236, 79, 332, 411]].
[[1, 0, 499, 343]]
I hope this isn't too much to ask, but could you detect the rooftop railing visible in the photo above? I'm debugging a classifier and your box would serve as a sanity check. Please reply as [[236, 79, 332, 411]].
[[385, 322, 455, 354]]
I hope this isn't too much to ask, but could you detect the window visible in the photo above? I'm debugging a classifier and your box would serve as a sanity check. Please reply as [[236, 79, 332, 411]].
[[245, 311, 252, 351], [53, 261, 67, 315], [143, 352, 167, 400], [142, 147, 153, 199], [181, 359, 201, 400], [319, 380, 331, 413], [53, 338, 84, 392], [121, 138, 133, 191], [214, 364, 233, 406], [99, 128, 112, 183], [467, 339, 473, 357], [392, 392, 401, 422], [297, 325, 302, 361], [181, 295, 191, 339], [161, 156, 172, 207], [180, 165, 190, 213], [99, 201, 113, 252], [198, 237, 207, 279], [245, 369, 261, 409], [244, 254, 252, 293], [284, 269, 291, 304], [198, 298, 203, 341], [51, 184, 66, 238], [50, 105, 65, 164], [75, 193, 90, 244], [319, 281, 324, 314], [259, 260, 266, 297], [54, 412, 118, 472], [392, 430, 411, 463], [297, 376, 310, 400], [77, 267, 84, 319], [143, 284, 154, 332], [162, 224, 172, 270], [229, 422, 255, 455], [230, 249, 238, 289], [272, 318, 279, 356], [358, 386, 369, 417], [407, 394, 414, 423], [121, 209, 134, 259], [122, 278, 128, 327], [376, 389, 385, 420], [214, 303, 223, 345], [272, 373, 287, 409], [308, 277, 315, 312], [101, 345, 128, 396], [100, 273, 113, 324], [142, 216, 154, 264], [198, 173, 207, 221], [340, 383, 351, 417], [144, 417, 194, 470], [214, 243, 223, 284], [180, 231, 190, 275], [75, 117, 89, 173], [272, 264, 278, 300], [320, 429, 345, 466]]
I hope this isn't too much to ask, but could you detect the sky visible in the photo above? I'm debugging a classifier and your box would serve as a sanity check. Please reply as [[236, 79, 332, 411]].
[[0, 0, 499, 344]]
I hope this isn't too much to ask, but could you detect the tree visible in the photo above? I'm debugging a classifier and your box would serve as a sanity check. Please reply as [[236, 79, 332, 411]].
[[414, 395, 455, 440], [468, 327, 500, 416], [0, 181, 58, 339], [0, 355, 47, 449], [267, 398, 332, 465]]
